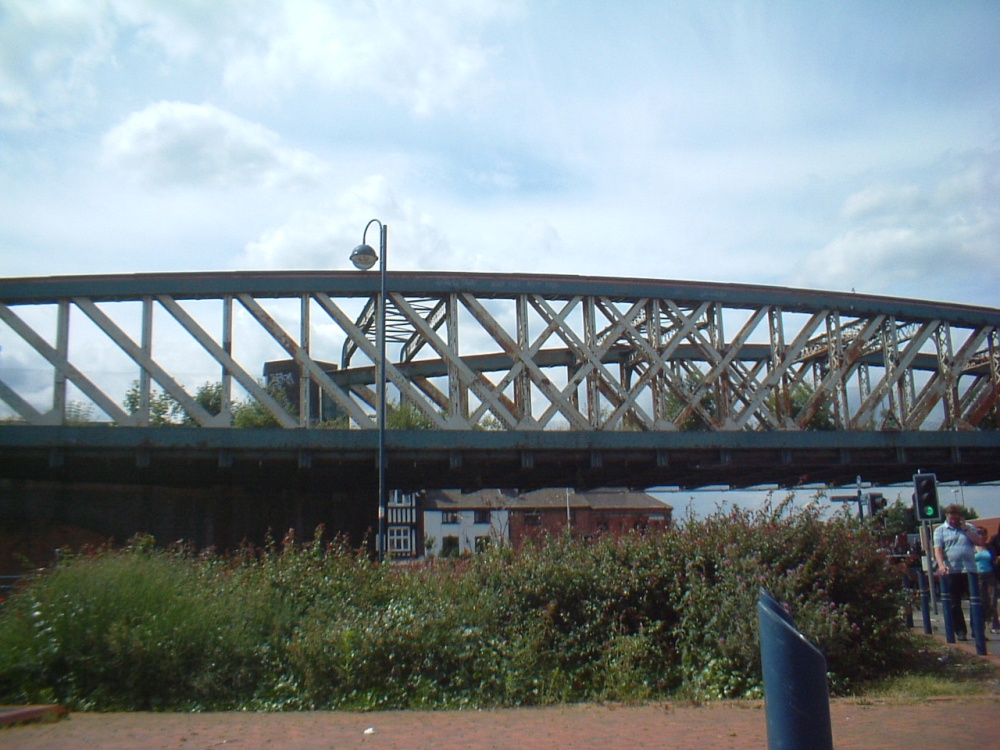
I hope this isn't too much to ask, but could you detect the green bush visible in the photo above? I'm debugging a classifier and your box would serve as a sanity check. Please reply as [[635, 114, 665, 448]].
[[664, 499, 910, 698], [0, 502, 912, 711], [0, 537, 256, 709]]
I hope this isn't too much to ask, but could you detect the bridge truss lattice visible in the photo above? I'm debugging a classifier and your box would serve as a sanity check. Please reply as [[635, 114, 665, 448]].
[[0, 271, 998, 489]]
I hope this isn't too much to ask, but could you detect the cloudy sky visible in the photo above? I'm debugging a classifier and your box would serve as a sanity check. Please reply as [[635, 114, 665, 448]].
[[2, 1, 999, 308]]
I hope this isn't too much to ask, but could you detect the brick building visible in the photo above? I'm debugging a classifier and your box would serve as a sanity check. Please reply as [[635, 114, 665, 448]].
[[421, 488, 672, 557]]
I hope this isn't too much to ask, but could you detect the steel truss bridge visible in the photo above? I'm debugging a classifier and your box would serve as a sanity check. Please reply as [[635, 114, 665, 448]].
[[1, 271, 998, 492]]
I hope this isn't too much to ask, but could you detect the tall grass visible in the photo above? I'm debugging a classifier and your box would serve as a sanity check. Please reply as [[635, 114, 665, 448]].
[[0, 502, 916, 711]]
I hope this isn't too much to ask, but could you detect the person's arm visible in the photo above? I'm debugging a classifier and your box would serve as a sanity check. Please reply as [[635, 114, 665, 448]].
[[934, 545, 949, 574], [934, 528, 949, 574], [966, 524, 987, 547]]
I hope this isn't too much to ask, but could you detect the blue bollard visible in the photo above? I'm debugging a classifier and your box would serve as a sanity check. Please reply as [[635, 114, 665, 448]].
[[758, 589, 833, 750], [969, 573, 986, 656], [940, 574, 955, 643], [917, 570, 932, 635]]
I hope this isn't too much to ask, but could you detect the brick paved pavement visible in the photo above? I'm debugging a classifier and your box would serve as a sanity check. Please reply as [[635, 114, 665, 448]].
[[2, 697, 1000, 750]]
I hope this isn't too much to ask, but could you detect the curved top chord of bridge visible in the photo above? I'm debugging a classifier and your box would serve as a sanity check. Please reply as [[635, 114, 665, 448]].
[[0, 271, 998, 492]]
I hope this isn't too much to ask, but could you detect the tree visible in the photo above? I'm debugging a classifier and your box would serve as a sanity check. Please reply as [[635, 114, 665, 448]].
[[123, 381, 181, 425], [388, 400, 433, 429], [231, 381, 295, 428], [65, 400, 95, 425], [194, 382, 223, 418], [979, 408, 999, 430], [764, 382, 835, 431], [475, 414, 505, 431], [179, 382, 223, 426], [125, 379, 297, 428], [881, 497, 918, 535], [664, 371, 716, 431]]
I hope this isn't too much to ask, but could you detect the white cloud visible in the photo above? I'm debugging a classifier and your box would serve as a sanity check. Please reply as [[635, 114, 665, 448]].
[[101, 101, 325, 188], [0, 0, 113, 129], [792, 149, 1000, 301], [220, 0, 519, 116], [109, 0, 264, 61], [840, 184, 924, 222], [0, 0, 518, 129], [242, 175, 452, 272]]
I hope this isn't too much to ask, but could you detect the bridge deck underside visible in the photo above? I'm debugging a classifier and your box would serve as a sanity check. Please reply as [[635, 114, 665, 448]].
[[2, 427, 997, 492]]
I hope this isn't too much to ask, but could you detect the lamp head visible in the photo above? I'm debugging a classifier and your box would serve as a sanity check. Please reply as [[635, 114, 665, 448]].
[[350, 243, 379, 270]]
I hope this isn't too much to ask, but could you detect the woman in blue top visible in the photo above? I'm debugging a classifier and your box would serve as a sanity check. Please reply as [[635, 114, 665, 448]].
[[975, 543, 997, 635]]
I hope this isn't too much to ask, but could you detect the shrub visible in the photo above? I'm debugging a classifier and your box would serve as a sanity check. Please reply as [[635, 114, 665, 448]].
[[0, 537, 253, 709], [666, 499, 909, 698], [0, 502, 912, 710]]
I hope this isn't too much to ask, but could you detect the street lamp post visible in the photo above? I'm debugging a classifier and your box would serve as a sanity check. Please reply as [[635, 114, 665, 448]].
[[350, 220, 388, 562]]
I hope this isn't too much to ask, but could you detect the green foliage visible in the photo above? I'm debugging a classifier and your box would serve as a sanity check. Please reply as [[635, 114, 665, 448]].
[[664, 371, 716, 430], [231, 382, 294, 428], [764, 382, 835, 430], [123, 379, 289, 427], [0, 537, 255, 709], [665, 499, 909, 698], [882, 497, 918, 535], [124, 381, 182, 425], [64, 401, 96, 425], [476, 414, 505, 431], [183, 382, 224, 425], [387, 400, 434, 429], [0, 504, 916, 711]]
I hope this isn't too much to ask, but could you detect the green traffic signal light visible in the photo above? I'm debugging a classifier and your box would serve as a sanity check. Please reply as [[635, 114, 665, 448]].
[[913, 473, 940, 521]]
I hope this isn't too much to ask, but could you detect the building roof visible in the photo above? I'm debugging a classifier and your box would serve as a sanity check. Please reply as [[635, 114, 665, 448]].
[[421, 488, 672, 512]]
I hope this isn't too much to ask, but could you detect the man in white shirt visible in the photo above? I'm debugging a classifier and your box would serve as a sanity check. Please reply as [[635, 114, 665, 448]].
[[934, 504, 987, 640]]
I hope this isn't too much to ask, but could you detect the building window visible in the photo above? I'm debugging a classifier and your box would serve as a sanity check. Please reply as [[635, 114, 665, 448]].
[[441, 536, 460, 558], [388, 527, 412, 554], [441, 511, 460, 525], [389, 506, 415, 524], [524, 511, 541, 526], [474, 509, 491, 525]]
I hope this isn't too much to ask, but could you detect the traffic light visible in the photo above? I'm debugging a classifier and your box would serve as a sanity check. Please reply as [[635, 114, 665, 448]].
[[867, 492, 886, 517], [913, 473, 940, 521]]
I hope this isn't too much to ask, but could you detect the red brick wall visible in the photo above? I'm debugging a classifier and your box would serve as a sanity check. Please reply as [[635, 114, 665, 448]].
[[508, 507, 671, 549]]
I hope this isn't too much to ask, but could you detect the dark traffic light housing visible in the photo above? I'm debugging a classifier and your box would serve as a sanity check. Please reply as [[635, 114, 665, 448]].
[[913, 473, 940, 521], [867, 492, 886, 517]]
